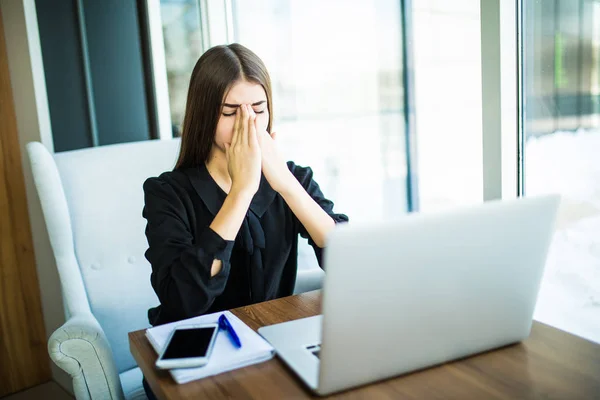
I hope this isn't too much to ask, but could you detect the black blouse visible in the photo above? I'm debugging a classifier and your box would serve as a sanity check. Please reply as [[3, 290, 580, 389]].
[[142, 162, 348, 326]]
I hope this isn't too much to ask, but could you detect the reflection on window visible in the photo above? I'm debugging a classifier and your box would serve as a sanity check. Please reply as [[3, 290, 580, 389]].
[[524, 0, 600, 344], [231, 0, 408, 222], [160, 0, 203, 136]]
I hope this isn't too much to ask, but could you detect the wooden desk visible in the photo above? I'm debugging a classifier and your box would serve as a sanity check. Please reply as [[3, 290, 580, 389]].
[[130, 290, 600, 399]]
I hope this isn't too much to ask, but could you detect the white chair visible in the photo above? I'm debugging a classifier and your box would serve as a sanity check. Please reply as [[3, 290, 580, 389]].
[[27, 139, 324, 399]]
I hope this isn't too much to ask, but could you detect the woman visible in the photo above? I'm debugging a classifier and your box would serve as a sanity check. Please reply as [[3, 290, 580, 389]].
[[142, 42, 347, 397], [144, 42, 347, 326]]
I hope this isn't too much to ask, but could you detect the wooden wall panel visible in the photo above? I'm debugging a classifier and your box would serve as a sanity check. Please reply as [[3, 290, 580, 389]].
[[0, 6, 52, 397]]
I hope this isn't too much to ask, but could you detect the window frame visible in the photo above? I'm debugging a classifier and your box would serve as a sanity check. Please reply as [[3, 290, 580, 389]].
[[480, 0, 523, 201]]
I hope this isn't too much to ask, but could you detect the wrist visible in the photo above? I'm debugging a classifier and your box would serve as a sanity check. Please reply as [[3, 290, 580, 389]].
[[228, 186, 255, 204], [276, 172, 300, 196]]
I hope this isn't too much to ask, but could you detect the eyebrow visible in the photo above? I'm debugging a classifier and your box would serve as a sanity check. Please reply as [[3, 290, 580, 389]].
[[222, 100, 267, 108]]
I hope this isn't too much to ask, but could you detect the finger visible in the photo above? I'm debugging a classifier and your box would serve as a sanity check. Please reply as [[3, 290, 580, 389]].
[[224, 142, 230, 159], [248, 108, 258, 147], [240, 104, 249, 146], [231, 107, 241, 148]]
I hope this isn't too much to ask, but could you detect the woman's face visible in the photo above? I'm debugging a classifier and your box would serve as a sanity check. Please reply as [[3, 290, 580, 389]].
[[213, 80, 269, 153]]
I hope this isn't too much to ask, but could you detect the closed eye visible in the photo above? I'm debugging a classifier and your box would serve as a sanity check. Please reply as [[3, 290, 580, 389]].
[[222, 109, 266, 117]]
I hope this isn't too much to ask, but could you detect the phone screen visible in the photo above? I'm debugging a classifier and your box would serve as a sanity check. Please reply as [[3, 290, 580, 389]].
[[162, 327, 217, 360]]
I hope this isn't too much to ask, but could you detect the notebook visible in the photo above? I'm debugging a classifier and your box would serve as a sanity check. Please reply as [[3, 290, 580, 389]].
[[145, 310, 275, 384]]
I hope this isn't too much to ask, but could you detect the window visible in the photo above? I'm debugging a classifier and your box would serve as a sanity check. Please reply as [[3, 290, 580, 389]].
[[159, 0, 411, 222], [412, 0, 483, 211], [159, 0, 203, 136], [524, 0, 600, 343], [231, 0, 409, 221]]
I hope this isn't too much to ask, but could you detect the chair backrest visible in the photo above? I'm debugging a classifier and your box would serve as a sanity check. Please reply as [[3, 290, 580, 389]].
[[29, 139, 181, 373]]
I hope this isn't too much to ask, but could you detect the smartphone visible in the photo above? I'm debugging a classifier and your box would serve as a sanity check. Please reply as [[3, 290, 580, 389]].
[[155, 323, 219, 370]]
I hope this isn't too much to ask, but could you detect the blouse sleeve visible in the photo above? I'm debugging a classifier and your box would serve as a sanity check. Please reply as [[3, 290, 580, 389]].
[[288, 162, 349, 267], [142, 177, 234, 322]]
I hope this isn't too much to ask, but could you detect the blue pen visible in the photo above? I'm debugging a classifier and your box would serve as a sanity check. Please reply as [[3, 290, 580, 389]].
[[218, 314, 242, 348]]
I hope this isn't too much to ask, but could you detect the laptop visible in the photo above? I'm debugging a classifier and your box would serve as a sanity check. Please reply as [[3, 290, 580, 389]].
[[258, 195, 560, 396]]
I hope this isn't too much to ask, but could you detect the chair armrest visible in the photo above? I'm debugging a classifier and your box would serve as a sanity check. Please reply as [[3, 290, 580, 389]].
[[48, 314, 124, 400], [294, 267, 325, 294]]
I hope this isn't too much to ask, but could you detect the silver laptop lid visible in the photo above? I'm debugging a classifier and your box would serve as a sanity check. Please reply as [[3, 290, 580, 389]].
[[317, 195, 560, 395]]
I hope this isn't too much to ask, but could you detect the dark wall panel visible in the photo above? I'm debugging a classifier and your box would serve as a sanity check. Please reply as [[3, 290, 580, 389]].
[[83, 0, 150, 146], [36, 0, 92, 151], [36, 0, 152, 151]]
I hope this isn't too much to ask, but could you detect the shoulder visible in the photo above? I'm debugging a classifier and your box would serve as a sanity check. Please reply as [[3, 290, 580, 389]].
[[143, 169, 192, 201], [142, 170, 197, 223]]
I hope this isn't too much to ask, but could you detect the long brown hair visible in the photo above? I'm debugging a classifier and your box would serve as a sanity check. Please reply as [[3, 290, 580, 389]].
[[175, 43, 273, 170]]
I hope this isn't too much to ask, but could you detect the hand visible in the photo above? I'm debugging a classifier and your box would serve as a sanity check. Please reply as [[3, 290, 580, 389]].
[[225, 104, 262, 198], [256, 127, 294, 194]]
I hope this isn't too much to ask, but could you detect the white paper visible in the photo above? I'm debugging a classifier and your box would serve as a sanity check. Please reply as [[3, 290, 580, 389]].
[[146, 310, 274, 384]]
